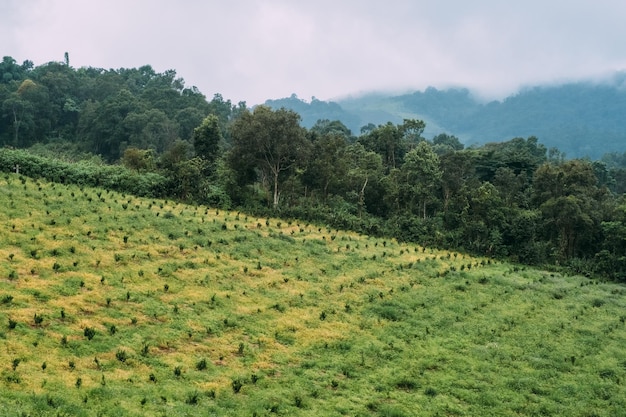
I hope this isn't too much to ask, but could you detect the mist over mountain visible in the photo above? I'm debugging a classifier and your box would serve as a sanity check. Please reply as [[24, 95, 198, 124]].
[[265, 73, 626, 159]]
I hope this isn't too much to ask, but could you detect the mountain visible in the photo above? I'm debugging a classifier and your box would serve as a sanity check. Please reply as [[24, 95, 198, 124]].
[[265, 74, 626, 159], [264, 94, 362, 135]]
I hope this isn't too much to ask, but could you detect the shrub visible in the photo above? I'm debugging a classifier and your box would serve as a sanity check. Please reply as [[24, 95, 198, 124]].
[[185, 391, 199, 405], [592, 298, 605, 308], [232, 378, 243, 393], [116, 349, 128, 363], [395, 378, 418, 391], [424, 387, 438, 397], [84, 327, 96, 340], [196, 358, 208, 371]]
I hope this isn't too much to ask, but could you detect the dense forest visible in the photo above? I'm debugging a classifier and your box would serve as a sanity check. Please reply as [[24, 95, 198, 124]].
[[1, 56, 625, 281]]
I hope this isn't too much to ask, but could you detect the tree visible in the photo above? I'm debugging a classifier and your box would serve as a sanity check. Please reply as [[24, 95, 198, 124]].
[[192, 114, 222, 177], [175, 107, 205, 141], [597, 199, 626, 280], [344, 143, 383, 217], [158, 140, 204, 201], [121, 147, 156, 172], [303, 133, 350, 200], [2, 79, 43, 146], [310, 119, 352, 139], [358, 122, 403, 170], [78, 89, 141, 161], [228, 106, 310, 209], [432, 133, 464, 154], [124, 108, 178, 153], [462, 182, 507, 255], [533, 160, 608, 260], [0, 56, 31, 84], [399, 118, 426, 147], [34, 61, 79, 137], [475, 136, 547, 182], [439, 150, 476, 220], [399, 141, 442, 219]]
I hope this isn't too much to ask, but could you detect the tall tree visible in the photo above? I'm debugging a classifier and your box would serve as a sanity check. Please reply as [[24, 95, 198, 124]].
[[228, 106, 310, 208], [192, 114, 222, 176], [344, 143, 384, 217], [1, 79, 45, 146], [399, 118, 426, 148], [303, 132, 350, 200], [358, 122, 403, 170], [533, 160, 607, 260], [399, 141, 442, 218]]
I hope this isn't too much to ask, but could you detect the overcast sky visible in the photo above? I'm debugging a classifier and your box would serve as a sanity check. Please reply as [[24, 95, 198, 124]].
[[2, 0, 626, 105]]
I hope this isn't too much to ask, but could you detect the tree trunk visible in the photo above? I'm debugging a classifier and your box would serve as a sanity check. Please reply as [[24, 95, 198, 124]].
[[358, 177, 368, 218], [273, 169, 280, 209], [12, 106, 20, 146]]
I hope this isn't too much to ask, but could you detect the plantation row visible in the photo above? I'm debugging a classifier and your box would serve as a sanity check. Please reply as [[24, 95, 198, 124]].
[[1, 173, 625, 416]]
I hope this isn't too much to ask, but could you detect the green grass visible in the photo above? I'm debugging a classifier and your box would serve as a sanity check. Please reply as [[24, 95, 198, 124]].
[[0, 173, 625, 416]]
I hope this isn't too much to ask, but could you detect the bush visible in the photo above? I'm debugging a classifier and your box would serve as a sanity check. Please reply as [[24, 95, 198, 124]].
[[84, 327, 96, 340], [196, 358, 208, 371], [232, 378, 243, 393], [0, 149, 168, 198], [115, 349, 128, 363], [185, 391, 200, 405]]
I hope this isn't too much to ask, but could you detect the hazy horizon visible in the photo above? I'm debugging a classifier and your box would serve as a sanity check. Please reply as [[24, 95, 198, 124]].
[[3, 1, 626, 105]]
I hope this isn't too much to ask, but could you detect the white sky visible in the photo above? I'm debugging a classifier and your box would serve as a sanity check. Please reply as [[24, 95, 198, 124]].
[[2, 0, 626, 105]]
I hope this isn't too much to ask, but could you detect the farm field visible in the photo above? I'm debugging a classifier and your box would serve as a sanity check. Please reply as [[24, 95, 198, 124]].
[[0, 173, 625, 416]]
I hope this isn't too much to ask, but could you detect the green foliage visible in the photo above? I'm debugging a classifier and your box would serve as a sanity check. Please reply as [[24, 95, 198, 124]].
[[228, 105, 310, 208], [1, 57, 624, 276], [0, 148, 167, 197], [192, 114, 222, 172]]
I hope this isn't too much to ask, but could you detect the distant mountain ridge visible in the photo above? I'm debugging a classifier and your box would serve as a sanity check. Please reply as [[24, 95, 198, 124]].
[[265, 74, 626, 159]]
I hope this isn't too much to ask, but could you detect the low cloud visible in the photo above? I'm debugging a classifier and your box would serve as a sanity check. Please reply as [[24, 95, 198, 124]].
[[2, 0, 625, 104]]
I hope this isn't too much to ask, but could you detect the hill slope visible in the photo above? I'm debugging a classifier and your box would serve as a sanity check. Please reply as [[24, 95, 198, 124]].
[[1, 174, 625, 416]]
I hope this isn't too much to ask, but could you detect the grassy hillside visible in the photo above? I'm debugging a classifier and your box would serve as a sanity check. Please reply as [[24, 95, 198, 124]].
[[1, 173, 625, 416]]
